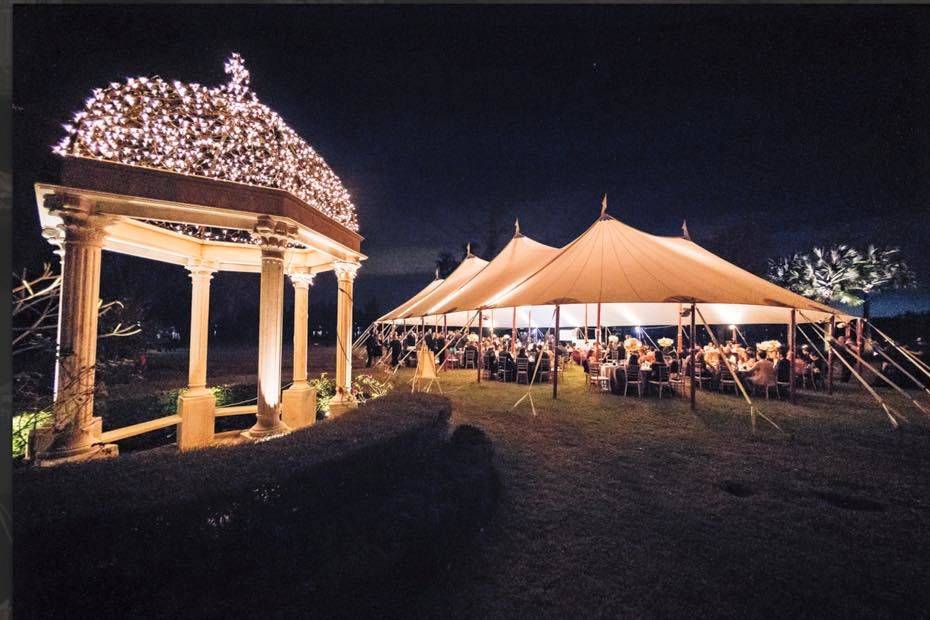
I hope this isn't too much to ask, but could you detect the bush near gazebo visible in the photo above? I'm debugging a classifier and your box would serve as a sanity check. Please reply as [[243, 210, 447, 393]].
[[13, 392, 499, 618]]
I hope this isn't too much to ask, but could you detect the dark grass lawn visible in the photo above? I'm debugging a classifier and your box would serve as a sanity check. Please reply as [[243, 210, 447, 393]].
[[382, 364, 930, 618], [89, 347, 930, 616]]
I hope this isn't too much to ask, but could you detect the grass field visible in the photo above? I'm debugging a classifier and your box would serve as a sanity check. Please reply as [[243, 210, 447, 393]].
[[379, 362, 930, 617], [96, 347, 930, 616]]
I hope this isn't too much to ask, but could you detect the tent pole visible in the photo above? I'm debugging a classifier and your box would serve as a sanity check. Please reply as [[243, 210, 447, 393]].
[[827, 315, 835, 395], [677, 303, 683, 355], [584, 304, 588, 342], [477, 310, 483, 384], [512, 307, 517, 354], [553, 305, 561, 399], [596, 302, 602, 346], [690, 302, 696, 411], [856, 318, 864, 375], [789, 309, 797, 404], [443, 314, 447, 338]]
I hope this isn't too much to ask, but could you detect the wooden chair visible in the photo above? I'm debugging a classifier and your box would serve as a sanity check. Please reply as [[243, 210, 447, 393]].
[[693, 363, 708, 389], [624, 364, 643, 397], [669, 371, 686, 396], [719, 366, 738, 394], [537, 358, 551, 384], [482, 354, 496, 380], [516, 358, 530, 385], [463, 348, 477, 369], [587, 361, 602, 390], [497, 357, 513, 382], [648, 364, 672, 398]]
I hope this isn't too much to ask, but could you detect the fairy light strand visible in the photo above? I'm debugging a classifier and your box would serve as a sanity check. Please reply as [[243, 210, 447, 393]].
[[54, 53, 359, 232]]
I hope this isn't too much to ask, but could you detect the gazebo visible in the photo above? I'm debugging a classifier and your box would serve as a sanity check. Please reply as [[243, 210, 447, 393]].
[[32, 55, 365, 465]]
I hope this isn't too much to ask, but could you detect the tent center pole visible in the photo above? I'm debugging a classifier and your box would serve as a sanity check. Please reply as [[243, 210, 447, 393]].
[[553, 305, 561, 399], [690, 302, 696, 411], [477, 311, 483, 384], [827, 315, 835, 395]]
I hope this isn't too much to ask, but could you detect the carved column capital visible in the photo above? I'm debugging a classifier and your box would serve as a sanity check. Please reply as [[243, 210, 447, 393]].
[[332, 260, 361, 281], [252, 215, 297, 260], [46, 205, 113, 249], [186, 259, 219, 280], [288, 268, 315, 289]]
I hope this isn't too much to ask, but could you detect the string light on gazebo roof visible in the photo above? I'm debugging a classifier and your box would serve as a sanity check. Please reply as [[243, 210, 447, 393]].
[[141, 219, 308, 249], [54, 53, 359, 232]]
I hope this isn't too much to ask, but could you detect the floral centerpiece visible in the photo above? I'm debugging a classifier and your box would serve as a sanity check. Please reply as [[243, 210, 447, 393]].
[[657, 337, 673, 349], [608, 334, 619, 345], [467, 333, 479, 344], [623, 337, 642, 352], [757, 340, 782, 353]]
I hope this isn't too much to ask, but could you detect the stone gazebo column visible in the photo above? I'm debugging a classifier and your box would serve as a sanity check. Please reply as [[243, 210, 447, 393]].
[[35, 205, 115, 465], [282, 268, 317, 429], [329, 260, 360, 417], [177, 259, 218, 449], [245, 216, 296, 439]]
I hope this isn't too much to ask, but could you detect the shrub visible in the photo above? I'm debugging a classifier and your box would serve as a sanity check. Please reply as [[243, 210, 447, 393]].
[[13, 393, 498, 618], [311, 371, 393, 414]]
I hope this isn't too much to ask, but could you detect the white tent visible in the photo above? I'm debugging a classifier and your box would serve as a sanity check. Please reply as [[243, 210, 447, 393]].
[[486, 213, 848, 325], [418, 225, 562, 329], [383, 252, 489, 324], [376, 276, 445, 324], [379, 211, 850, 331]]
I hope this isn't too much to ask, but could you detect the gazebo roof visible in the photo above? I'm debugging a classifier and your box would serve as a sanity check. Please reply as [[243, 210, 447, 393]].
[[53, 54, 358, 232]]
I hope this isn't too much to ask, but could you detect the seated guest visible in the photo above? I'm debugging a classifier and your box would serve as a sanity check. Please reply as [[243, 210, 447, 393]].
[[748, 350, 776, 389], [499, 349, 515, 379], [775, 347, 790, 383], [654, 349, 666, 366], [582, 348, 596, 374], [627, 350, 640, 366]]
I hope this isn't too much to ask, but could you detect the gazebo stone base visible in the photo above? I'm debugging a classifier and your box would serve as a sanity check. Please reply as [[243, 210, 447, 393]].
[[282, 384, 316, 429], [177, 389, 216, 450], [327, 391, 357, 418]]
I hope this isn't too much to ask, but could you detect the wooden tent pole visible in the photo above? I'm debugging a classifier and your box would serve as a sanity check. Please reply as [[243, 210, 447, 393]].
[[690, 302, 696, 411], [856, 318, 865, 375], [827, 315, 835, 395], [443, 314, 447, 338], [584, 304, 588, 342], [512, 307, 517, 354], [553, 305, 561, 399], [477, 311, 483, 383], [596, 302, 602, 346], [789, 309, 797, 404], [677, 303, 683, 355]]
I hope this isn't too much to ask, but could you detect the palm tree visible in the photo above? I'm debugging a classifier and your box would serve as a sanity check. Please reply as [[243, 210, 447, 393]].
[[767, 244, 916, 313], [856, 245, 917, 320]]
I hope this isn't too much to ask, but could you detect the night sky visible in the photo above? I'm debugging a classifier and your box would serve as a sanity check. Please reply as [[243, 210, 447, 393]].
[[12, 5, 930, 326]]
